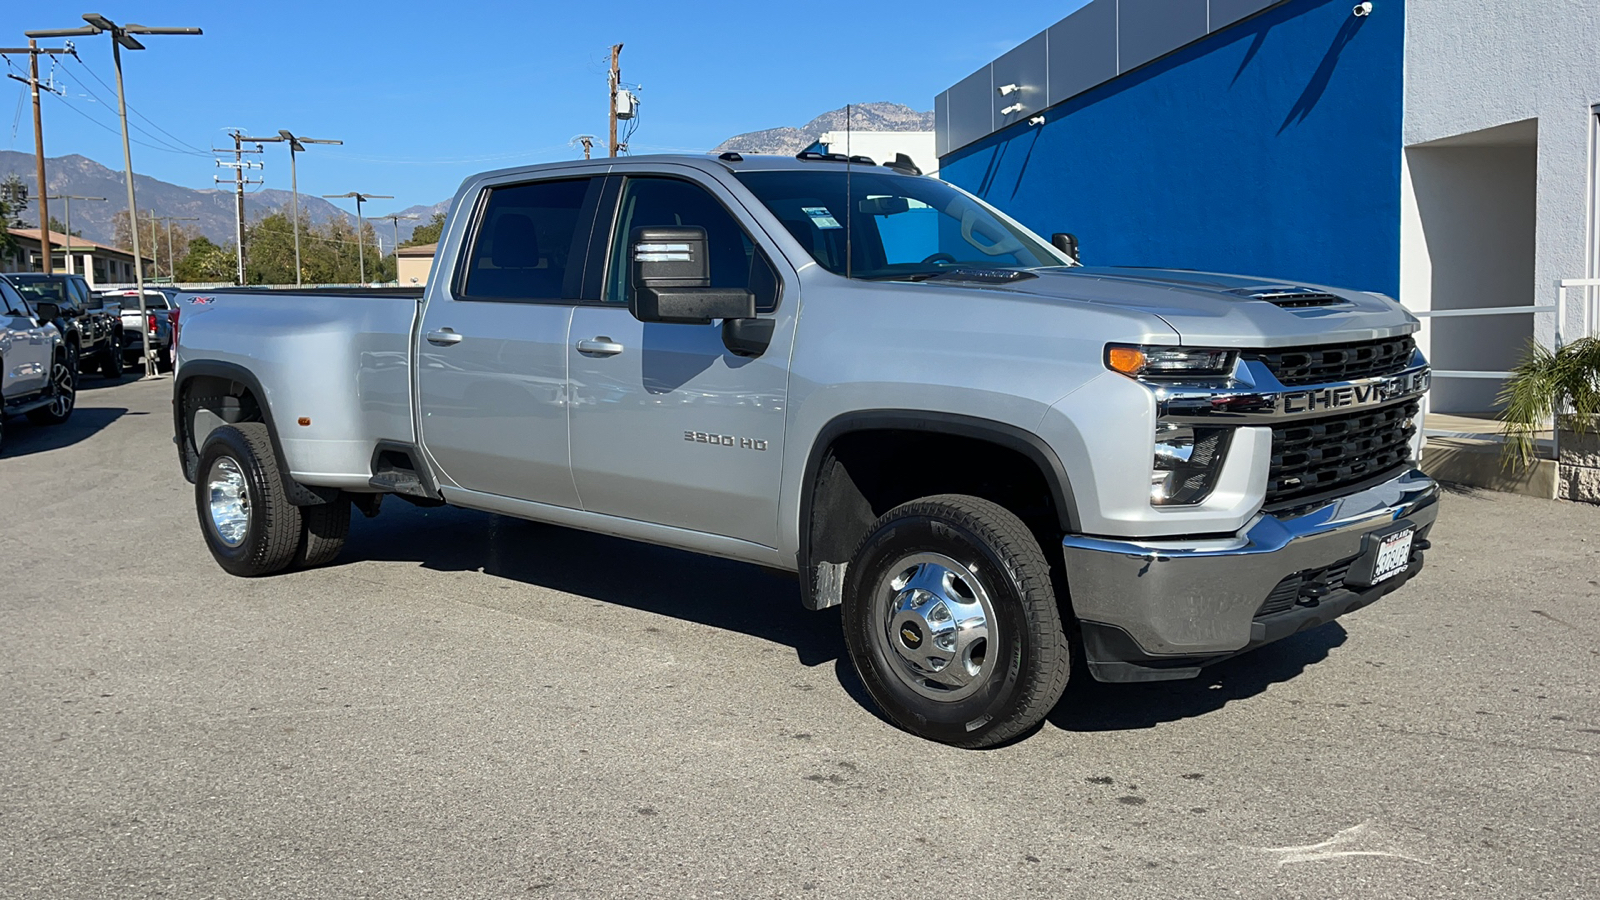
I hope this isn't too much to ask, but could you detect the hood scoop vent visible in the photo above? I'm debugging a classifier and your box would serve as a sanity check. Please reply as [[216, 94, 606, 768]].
[[1227, 286, 1348, 308]]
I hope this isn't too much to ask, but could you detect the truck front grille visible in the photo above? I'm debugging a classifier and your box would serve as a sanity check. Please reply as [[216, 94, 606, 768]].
[[1266, 400, 1419, 506], [1249, 335, 1417, 386]]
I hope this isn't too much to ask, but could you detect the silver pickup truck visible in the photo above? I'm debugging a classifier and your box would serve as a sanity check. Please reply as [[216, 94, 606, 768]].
[[173, 152, 1437, 746]]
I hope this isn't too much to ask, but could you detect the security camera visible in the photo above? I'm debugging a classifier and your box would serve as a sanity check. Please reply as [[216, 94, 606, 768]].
[[1353, 1, 1372, 15]]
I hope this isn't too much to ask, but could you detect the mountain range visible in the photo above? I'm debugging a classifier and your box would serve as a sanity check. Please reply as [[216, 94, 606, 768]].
[[714, 103, 935, 155], [1, 103, 931, 251], [0, 150, 445, 250]]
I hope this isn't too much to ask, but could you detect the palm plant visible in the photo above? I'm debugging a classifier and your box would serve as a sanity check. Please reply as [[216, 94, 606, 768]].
[[1498, 336, 1600, 469]]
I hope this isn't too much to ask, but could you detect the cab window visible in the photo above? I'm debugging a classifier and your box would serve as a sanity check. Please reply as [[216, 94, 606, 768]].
[[604, 176, 778, 312], [461, 177, 596, 301], [1, 280, 31, 318]]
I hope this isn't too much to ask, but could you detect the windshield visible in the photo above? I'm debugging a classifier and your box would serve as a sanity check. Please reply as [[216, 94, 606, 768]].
[[116, 292, 170, 309], [12, 280, 67, 304], [734, 169, 1069, 280]]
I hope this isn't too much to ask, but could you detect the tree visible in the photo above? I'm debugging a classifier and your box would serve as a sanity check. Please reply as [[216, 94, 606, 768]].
[[0, 174, 28, 227], [0, 175, 23, 260], [174, 236, 236, 283], [402, 211, 445, 248], [243, 210, 302, 285], [238, 208, 399, 285], [47, 216, 81, 237]]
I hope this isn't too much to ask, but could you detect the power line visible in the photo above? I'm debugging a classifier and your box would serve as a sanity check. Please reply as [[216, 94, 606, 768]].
[[65, 52, 209, 155], [53, 61, 206, 157], [41, 88, 201, 156]]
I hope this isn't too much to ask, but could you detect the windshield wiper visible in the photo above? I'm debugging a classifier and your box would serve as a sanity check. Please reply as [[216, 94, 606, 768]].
[[915, 267, 1039, 284]]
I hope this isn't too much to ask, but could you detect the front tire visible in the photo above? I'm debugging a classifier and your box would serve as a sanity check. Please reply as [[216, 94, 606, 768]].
[[842, 494, 1070, 748], [25, 356, 76, 426], [196, 423, 302, 577], [100, 333, 124, 378]]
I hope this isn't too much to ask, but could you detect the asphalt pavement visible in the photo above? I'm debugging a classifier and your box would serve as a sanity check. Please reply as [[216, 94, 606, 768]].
[[2, 375, 1597, 899]]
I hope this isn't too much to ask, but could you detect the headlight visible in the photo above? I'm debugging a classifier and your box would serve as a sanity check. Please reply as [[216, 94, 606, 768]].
[[1106, 344, 1237, 380], [1150, 423, 1231, 505]]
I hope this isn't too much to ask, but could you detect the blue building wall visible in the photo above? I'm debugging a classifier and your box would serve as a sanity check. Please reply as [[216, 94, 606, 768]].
[[940, 0, 1405, 295]]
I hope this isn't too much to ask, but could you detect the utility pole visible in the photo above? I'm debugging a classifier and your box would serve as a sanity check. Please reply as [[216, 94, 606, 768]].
[[28, 15, 202, 378], [1, 41, 69, 274], [46, 194, 105, 275], [213, 130, 263, 285], [163, 216, 198, 282], [322, 192, 392, 284], [244, 131, 342, 286], [608, 43, 622, 158], [149, 214, 160, 279]]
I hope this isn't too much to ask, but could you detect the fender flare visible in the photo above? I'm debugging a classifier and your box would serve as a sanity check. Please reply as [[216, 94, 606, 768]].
[[796, 409, 1081, 584], [173, 360, 336, 506]]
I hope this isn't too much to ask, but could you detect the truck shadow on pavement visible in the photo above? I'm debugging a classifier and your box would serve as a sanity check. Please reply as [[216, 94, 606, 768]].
[[342, 501, 1352, 732], [1047, 624, 1348, 732], [341, 501, 844, 669], [1, 407, 129, 458]]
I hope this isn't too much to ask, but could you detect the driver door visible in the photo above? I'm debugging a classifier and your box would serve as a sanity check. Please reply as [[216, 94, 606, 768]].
[[566, 172, 796, 547]]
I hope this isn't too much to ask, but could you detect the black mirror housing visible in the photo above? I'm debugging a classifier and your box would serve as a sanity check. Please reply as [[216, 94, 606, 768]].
[[33, 301, 61, 322], [629, 225, 755, 325], [1051, 232, 1081, 264]]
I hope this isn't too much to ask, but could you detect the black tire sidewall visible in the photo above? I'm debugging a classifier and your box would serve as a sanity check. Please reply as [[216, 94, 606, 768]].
[[844, 509, 1041, 745], [195, 425, 297, 576]]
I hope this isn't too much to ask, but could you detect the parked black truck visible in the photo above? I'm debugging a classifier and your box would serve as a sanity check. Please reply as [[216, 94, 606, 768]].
[[7, 273, 124, 378]]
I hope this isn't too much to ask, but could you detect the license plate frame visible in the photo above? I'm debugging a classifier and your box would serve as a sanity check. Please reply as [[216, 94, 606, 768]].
[[1348, 521, 1416, 588]]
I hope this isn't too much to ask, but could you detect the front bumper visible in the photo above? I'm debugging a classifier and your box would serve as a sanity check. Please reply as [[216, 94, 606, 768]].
[[1062, 468, 1438, 682]]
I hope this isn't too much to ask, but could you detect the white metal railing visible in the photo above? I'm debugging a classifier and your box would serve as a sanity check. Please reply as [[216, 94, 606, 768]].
[[1411, 279, 1599, 459]]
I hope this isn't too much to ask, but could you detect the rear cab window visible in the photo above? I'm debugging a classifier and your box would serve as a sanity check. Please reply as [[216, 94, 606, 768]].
[[459, 177, 598, 302]]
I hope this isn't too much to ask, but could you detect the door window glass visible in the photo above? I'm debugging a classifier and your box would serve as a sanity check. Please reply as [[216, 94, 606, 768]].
[[604, 177, 778, 312], [463, 178, 594, 301], [0, 280, 26, 316]]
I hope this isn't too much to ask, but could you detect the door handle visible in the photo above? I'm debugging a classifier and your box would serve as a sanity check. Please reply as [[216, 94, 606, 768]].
[[576, 337, 624, 356], [426, 329, 463, 346]]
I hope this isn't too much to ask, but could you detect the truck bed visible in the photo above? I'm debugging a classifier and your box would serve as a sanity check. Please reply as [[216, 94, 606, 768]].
[[175, 288, 422, 489]]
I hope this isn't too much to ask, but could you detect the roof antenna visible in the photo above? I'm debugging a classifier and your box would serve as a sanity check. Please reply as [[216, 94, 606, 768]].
[[845, 103, 852, 280]]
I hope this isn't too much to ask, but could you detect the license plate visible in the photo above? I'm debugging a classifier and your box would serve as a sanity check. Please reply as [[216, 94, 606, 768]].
[[1370, 527, 1415, 584]]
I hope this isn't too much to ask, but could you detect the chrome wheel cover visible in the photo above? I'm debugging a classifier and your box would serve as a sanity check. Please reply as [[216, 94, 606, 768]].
[[871, 552, 999, 702], [47, 361, 75, 417], [207, 456, 251, 547]]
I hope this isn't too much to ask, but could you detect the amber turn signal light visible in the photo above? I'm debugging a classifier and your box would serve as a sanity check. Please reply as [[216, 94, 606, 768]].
[[1106, 346, 1147, 376]]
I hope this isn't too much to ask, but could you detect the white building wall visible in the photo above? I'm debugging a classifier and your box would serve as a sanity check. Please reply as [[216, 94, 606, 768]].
[[1404, 0, 1600, 349], [817, 132, 940, 177]]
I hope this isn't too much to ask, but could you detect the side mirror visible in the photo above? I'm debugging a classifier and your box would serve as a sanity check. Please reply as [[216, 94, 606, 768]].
[[33, 301, 60, 322], [629, 226, 755, 325], [1052, 232, 1081, 264]]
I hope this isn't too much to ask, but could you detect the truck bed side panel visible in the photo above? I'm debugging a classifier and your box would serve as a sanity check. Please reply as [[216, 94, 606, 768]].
[[176, 291, 419, 489]]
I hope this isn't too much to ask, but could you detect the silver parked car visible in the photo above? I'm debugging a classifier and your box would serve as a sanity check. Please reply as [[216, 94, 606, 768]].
[[0, 275, 76, 451]]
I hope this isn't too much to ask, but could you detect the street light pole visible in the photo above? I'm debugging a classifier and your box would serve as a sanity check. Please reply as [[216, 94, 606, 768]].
[[28, 15, 202, 378], [45, 194, 105, 276], [241, 131, 341, 286], [165, 216, 199, 281], [322, 192, 392, 284], [375, 213, 419, 260]]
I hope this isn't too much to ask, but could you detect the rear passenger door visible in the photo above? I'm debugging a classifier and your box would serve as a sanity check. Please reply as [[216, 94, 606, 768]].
[[416, 174, 602, 507], [566, 170, 796, 548]]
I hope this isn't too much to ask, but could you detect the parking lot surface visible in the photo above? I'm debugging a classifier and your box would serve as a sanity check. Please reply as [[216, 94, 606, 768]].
[[3, 375, 1598, 899]]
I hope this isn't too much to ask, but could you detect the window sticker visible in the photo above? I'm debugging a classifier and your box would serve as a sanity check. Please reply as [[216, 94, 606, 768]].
[[802, 206, 843, 230]]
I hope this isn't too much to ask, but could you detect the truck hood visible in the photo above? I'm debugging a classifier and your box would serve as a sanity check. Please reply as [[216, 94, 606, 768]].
[[939, 266, 1418, 348]]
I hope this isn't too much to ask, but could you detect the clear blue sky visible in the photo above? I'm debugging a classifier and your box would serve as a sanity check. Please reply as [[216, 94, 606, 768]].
[[0, 1, 1088, 213]]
